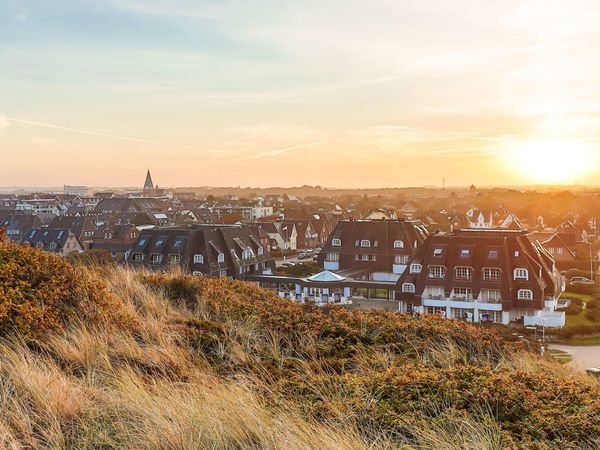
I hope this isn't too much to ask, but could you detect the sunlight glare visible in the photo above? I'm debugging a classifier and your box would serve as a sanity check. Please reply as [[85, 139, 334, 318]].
[[505, 139, 597, 184]]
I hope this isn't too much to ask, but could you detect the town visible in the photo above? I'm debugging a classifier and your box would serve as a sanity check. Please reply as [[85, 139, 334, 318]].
[[3, 171, 600, 332]]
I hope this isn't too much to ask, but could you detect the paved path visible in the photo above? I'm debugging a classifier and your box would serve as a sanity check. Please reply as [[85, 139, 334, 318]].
[[549, 344, 600, 370]]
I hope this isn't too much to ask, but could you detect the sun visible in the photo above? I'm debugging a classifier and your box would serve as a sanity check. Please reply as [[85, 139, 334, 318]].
[[504, 138, 597, 184]]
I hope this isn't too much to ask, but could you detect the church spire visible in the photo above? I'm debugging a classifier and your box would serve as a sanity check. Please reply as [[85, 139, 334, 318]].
[[143, 170, 154, 190]]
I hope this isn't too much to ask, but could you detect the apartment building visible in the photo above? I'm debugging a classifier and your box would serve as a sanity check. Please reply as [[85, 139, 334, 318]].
[[395, 229, 565, 327], [318, 219, 429, 281]]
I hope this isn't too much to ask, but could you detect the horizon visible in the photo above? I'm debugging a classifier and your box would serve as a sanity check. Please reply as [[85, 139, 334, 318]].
[[3, 1, 600, 187]]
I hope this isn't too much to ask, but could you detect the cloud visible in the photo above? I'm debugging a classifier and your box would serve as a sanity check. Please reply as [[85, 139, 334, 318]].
[[3, 116, 242, 156], [236, 141, 328, 161]]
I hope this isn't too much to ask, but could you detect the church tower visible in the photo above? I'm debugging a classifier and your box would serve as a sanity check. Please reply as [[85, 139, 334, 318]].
[[143, 170, 154, 191]]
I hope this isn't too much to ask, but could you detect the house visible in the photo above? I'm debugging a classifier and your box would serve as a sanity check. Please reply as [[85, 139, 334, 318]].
[[530, 232, 577, 264], [282, 220, 317, 249], [126, 224, 275, 278], [21, 228, 83, 256], [466, 208, 495, 229], [48, 216, 99, 249], [257, 222, 297, 251], [89, 223, 139, 261], [366, 209, 398, 220], [395, 229, 565, 327], [318, 219, 429, 282], [0, 213, 42, 243]]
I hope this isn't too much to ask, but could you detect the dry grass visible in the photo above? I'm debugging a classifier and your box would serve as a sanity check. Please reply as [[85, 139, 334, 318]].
[[0, 265, 596, 449]]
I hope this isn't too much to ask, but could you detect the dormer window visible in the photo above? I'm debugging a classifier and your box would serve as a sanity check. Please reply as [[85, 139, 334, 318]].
[[393, 240, 404, 248], [433, 248, 443, 257], [217, 253, 225, 263], [402, 283, 416, 293], [518, 289, 533, 300], [360, 240, 371, 248], [194, 254, 204, 264], [410, 263, 422, 274], [332, 238, 342, 247], [258, 246, 264, 255], [489, 250, 498, 259], [460, 249, 470, 258], [514, 251, 520, 257], [514, 268, 528, 280]]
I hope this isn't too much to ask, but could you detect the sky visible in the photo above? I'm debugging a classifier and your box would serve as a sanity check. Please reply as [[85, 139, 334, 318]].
[[2, 0, 600, 188]]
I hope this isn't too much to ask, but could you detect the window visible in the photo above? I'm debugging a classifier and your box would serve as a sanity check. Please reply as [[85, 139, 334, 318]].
[[138, 239, 146, 246], [514, 251, 520, 257], [150, 253, 162, 264], [557, 247, 564, 255], [452, 288, 472, 300], [402, 283, 416, 293], [433, 248, 443, 257], [455, 266, 473, 280], [394, 255, 409, 264], [488, 250, 498, 259], [361, 254, 369, 261], [374, 240, 379, 247], [325, 253, 340, 262], [156, 240, 164, 247], [194, 254, 204, 264], [360, 240, 371, 248], [514, 268, 529, 280], [170, 255, 181, 264], [483, 268, 501, 281], [217, 253, 225, 263], [242, 249, 253, 259], [393, 240, 404, 248], [36, 242, 44, 249], [174, 240, 183, 248], [460, 249, 470, 258], [410, 263, 422, 274], [49, 242, 58, 251], [428, 265, 446, 279], [57, 231, 64, 240], [132, 253, 144, 262], [29, 230, 37, 238], [518, 289, 533, 300], [480, 289, 501, 302], [258, 246, 264, 255]]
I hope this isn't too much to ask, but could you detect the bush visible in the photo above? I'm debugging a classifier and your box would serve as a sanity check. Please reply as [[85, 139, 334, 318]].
[[0, 241, 134, 338], [69, 249, 116, 266], [560, 296, 584, 315]]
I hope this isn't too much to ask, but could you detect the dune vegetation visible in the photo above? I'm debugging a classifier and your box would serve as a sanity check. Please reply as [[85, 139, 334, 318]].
[[0, 234, 599, 449]]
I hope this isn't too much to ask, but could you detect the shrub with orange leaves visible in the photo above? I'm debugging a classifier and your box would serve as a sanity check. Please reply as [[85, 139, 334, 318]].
[[0, 240, 133, 338]]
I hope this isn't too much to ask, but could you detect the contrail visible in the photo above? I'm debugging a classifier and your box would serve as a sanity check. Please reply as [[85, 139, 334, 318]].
[[236, 141, 328, 161], [3, 115, 235, 156]]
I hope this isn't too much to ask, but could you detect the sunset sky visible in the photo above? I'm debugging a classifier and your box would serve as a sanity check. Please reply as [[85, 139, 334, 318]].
[[2, 0, 600, 188]]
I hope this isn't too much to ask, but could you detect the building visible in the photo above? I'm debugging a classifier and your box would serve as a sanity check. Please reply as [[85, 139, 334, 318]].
[[48, 216, 99, 249], [395, 229, 565, 327], [21, 228, 83, 256], [64, 185, 88, 196], [0, 213, 42, 243], [126, 224, 275, 278], [318, 219, 429, 282]]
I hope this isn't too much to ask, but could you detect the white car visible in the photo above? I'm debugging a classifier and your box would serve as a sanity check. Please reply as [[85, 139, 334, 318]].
[[570, 277, 595, 285], [586, 367, 600, 377]]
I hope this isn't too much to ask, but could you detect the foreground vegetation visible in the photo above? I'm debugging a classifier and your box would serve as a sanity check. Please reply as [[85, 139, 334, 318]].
[[0, 236, 599, 449]]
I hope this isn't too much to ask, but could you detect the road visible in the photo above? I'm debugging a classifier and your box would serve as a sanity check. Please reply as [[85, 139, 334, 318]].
[[549, 344, 600, 370]]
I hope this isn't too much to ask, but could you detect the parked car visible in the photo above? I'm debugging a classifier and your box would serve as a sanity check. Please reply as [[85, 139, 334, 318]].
[[586, 367, 600, 377], [570, 276, 595, 285], [281, 262, 296, 267], [297, 252, 309, 260]]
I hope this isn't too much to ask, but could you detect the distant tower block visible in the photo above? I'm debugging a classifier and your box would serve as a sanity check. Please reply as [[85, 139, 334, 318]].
[[144, 170, 154, 191]]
